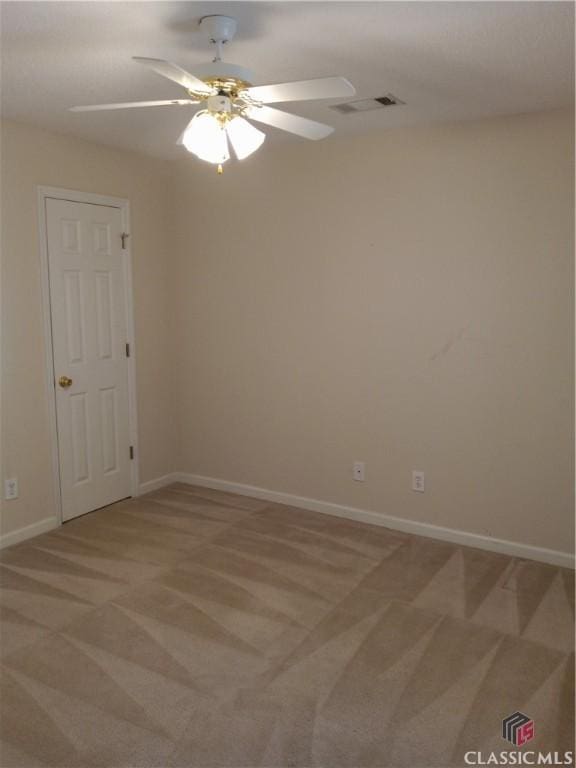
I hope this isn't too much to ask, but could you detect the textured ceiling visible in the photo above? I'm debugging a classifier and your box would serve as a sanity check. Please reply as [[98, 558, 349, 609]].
[[1, 1, 574, 159]]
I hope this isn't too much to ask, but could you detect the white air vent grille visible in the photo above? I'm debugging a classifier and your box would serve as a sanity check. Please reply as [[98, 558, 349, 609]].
[[331, 94, 404, 114]]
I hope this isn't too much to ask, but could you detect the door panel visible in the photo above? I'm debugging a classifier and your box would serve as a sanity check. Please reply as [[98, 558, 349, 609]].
[[46, 198, 132, 521], [63, 270, 86, 363], [95, 271, 113, 359], [93, 221, 112, 256], [70, 392, 90, 483], [100, 386, 119, 474]]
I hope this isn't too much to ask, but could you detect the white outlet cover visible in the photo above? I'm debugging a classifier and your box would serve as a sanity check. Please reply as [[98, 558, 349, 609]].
[[412, 470, 425, 493], [353, 462, 365, 482], [4, 478, 19, 500]]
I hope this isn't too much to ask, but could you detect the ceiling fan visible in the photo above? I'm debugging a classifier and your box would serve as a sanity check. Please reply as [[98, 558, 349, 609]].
[[70, 15, 355, 172]]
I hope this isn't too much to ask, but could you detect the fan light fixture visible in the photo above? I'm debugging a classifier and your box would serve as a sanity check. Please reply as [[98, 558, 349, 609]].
[[227, 116, 266, 160], [181, 110, 265, 171], [182, 111, 230, 164], [69, 15, 356, 174]]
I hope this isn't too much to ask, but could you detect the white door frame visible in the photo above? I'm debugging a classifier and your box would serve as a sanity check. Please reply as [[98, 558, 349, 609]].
[[37, 186, 139, 526]]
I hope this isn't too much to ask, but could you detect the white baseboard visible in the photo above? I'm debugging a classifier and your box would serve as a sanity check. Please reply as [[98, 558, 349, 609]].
[[171, 472, 575, 569], [137, 474, 178, 496], [2, 472, 572, 568], [0, 516, 59, 550]]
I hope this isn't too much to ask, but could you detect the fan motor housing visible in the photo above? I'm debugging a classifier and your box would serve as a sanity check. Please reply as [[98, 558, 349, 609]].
[[192, 61, 255, 88]]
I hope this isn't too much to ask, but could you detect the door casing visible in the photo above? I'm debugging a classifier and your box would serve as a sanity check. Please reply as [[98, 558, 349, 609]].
[[37, 186, 139, 525]]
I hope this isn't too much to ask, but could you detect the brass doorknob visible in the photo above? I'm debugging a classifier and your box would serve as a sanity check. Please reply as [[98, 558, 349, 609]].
[[58, 375, 73, 388]]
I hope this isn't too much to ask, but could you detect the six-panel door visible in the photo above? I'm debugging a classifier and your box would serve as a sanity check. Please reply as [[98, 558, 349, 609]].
[[46, 198, 132, 521]]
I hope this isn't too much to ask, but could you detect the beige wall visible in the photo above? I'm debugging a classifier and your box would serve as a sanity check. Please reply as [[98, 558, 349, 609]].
[[1, 109, 573, 555], [1, 120, 176, 536], [172, 109, 574, 554]]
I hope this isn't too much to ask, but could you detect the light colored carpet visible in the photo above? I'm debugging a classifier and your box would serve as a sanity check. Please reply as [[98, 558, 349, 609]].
[[0, 483, 573, 767]]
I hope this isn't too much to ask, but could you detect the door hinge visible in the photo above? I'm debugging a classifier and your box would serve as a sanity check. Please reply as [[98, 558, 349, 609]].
[[129, 446, 134, 460], [121, 232, 130, 250], [125, 342, 130, 358]]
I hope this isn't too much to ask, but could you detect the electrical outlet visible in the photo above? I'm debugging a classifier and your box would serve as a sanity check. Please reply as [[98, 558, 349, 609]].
[[412, 470, 425, 493], [353, 462, 365, 482], [4, 478, 18, 500]]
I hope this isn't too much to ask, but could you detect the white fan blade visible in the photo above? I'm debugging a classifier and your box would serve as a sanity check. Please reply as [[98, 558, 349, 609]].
[[244, 105, 334, 140], [70, 99, 196, 112], [243, 76, 355, 104], [132, 57, 213, 94]]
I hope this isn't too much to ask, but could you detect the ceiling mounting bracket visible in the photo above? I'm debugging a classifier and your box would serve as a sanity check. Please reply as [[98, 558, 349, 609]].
[[199, 16, 237, 62]]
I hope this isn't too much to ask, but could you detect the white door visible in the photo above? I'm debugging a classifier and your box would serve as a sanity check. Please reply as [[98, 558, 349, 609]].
[[46, 197, 132, 521]]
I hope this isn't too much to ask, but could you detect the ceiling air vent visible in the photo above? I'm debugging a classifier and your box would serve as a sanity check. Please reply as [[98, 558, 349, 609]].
[[331, 94, 404, 114]]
